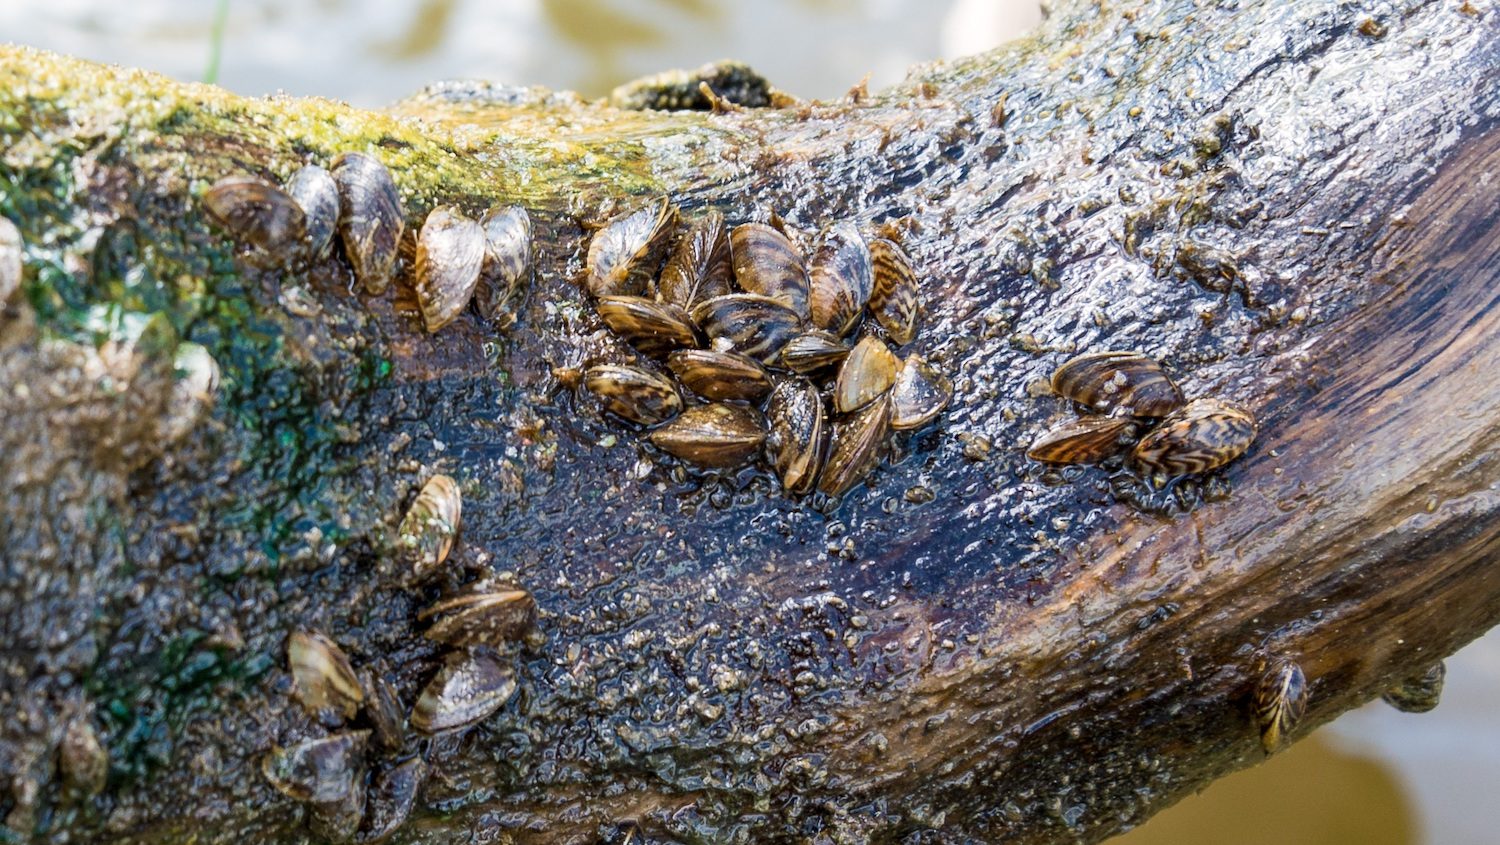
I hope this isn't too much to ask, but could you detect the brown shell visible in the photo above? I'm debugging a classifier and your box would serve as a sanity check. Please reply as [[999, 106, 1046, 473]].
[[1254, 658, 1307, 753], [399, 474, 462, 581], [285, 165, 340, 260], [833, 336, 900, 414], [868, 238, 920, 345], [361, 757, 427, 845], [360, 668, 406, 752], [203, 176, 307, 254], [648, 403, 767, 468], [1026, 416, 1138, 465], [1130, 397, 1256, 478], [690, 294, 802, 365], [418, 589, 537, 648], [309, 779, 366, 844], [1050, 351, 1184, 417], [596, 296, 701, 357], [765, 379, 826, 495], [658, 210, 732, 309], [780, 330, 850, 375], [819, 395, 890, 497], [808, 222, 872, 337], [260, 730, 369, 803], [1382, 661, 1445, 714], [411, 647, 517, 734], [415, 206, 485, 332], [889, 354, 952, 430], [586, 197, 678, 298], [0, 216, 19, 305], [332, 152, 405, 295], [288, 630, 364, 723], [667, 348, 773, 402], [730, 222, 810, 319], [475, 204, 532, 325], [584, 364, 683, 425]]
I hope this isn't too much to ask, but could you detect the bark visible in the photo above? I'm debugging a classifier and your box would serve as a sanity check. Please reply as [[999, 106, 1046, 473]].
[[1, 0, 1498, 843]]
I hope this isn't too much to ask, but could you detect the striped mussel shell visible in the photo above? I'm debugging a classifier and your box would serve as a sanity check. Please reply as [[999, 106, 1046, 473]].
[[586, 196, 678, 298], [475, 204, 532, 325], [285, 164, 340, 260], [1026, 416, 1138, 465], [414, 206, 485, 332], [261, 730, 369, 804], [1254, 658, 1307, 753], [1050, 350, 1185, 417], [596, 295, 701, 357], [584, 364, 682, 426], [288, 630, 364, 724], [203, 176, 307, 255], [808, 222, 872, 337], [667, 348, 773, 402], [649, 402, 767, 468], [889, 354, 952, 431], [730, 222, 810, 319], [1382, 661, 1445, 714], [819, 395, 890, 497], [1130, 397, 1256, 479], [361, 757, 427, 845], [868, 238, 920, 345], [0, 216, 19, 304], [332, 152, 405, 294], [690, 293, 802, 365], [418, 588, 537, 649], [780, 330, 849, 375], [158, 342, 221, 444], [833, 336, 900, 414], [411, 647, 517, 734], [359, 668, 406, 751], [309, 775, 367, 844], [399, 474, 461, 581], [765, 379, 826, 495], [658, 210, 732, 310]]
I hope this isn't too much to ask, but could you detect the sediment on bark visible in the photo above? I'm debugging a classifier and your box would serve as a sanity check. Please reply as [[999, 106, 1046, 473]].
[[1, 0, 1498, 842]]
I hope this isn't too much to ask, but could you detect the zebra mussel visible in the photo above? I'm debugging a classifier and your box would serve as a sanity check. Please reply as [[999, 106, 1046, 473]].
[[1027, 350, 1256, 486], [578, 199, 951, 500]]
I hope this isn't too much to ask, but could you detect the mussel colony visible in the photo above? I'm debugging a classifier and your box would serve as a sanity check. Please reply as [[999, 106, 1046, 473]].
[[1027, 350, 1258, 488], [576, 197, 952, 499], [262, 475, 539, 843]]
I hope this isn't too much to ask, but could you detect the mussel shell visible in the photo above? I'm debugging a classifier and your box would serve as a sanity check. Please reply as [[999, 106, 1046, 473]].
[[1051, 350, 1184, 417], [596, 296, 701, 357], [808, 222, 872, 337], [410, 647, 517, 734], [833, 336, 900, 414], [818, 395, 891, 497], [415, 206, 486, 332], [1254, 658, 1307, 753], [1, 216, 22, 304], [666, 349, 773, 402], [868, 238, 920, 345], [584, 364, 683, 426], [58, 716, 107, 798], [889, 354, 952, 430], [309, 779, 366, 844], [586, 197, 678, 298], [261, 730, 369, 803], [765, 379, 826, 495], [399, 474, 462, 581], [332, 152, 405, 295], [475, 205, 532, 324], [658, 210, 732, 309], [1382, 661, 1445, 714], [690, 294, 801, 365], [158, 342, 221, 444], [360, 668, 406, 752], [204, 176, 307, 254], [1027, 416, 1137, 464], [288, 630, 364, 723], [780, 330, 850, 375], [360, 757, 427, 845], [418, 589, 537, 648], [1130, 397, 1256, 478], [648, 402, 767, 468], [730, 222, 810, 319], [286, 165, 340, 260]]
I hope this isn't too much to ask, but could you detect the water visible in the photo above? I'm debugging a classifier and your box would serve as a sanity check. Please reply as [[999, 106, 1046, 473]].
[[3, 2, 1498, 842]]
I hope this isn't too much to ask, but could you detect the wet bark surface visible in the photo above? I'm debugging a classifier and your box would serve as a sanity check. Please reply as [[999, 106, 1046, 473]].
[[1, 0, 1499, 843]]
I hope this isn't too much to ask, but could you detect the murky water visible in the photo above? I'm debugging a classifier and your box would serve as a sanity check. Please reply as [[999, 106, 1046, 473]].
[[4, 1, 1498, 842]]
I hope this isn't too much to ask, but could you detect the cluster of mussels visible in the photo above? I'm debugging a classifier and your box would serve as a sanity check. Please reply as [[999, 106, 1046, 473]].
[[261, 475, 537, 843], [576, 197, 952, 498], [204, 152, 532, 330], [1026, 350, 1258, 486]]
